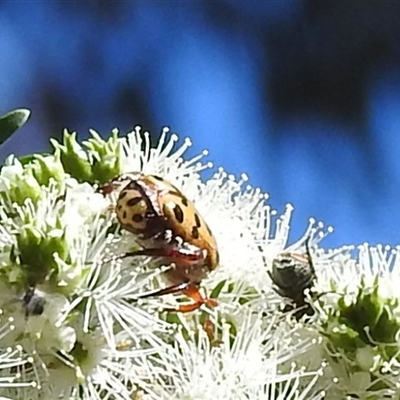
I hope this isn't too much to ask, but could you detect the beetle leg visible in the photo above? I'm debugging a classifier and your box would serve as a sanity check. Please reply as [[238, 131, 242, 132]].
[[137, 281, 217, 313], [107, 247, 205, 265], [105, 248, 216, 313], [139, 281, 191, 298], [176, 284, 218, 312]]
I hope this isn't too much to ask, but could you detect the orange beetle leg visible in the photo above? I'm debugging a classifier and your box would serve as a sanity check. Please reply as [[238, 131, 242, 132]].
[[106, 247, 204, 265], [139, 282, 217, 313], [163, 283, 218, 313]]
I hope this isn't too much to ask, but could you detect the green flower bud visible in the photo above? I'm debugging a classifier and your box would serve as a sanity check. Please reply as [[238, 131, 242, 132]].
[[30, 154, 65, 192], [47, 229, 69, 264], [51, 130, 93, 183], [322, 316, 361, 353], [16, 225, 69, 285], [7, 169, 42, 205], [84, 129, 122, 184], [2, 247, 25, 286], [322, 277, 400, 384], [17, 226, 49, 283], [337, 279, 400, 351]]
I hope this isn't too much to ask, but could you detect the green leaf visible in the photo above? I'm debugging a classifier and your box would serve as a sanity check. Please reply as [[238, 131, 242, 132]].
[[210, 279, 226, 299], [18, 153, 51, 166], [0, 108, 31, 145]]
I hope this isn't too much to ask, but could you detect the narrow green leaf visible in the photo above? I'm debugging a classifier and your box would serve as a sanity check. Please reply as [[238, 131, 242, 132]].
[[210, 279, 226, 299], [0, 108, 31, 145], [18, 153, 51, 166]]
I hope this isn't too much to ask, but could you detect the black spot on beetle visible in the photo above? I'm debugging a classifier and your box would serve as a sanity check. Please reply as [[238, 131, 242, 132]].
[[194, 213, 201, 227], [122, 211, 127, 220], [181, 197, 189, 207], [153, 175, 164, 181], [192, 226, 200, 239], [169, 190, 182, 197], [127, 197, 143, 207], [117, 204, 122, 210], [132, 214, 144, 223], [173, 204, 184, 223], [119, 191, 128, 199]]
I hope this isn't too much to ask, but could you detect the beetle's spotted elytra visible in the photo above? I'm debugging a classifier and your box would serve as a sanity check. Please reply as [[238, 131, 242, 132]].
[[100, 173, 219, 313]]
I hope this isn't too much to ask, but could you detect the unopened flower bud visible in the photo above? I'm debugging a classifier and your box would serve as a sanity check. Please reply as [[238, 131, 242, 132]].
[[51, 130, 93, 183]]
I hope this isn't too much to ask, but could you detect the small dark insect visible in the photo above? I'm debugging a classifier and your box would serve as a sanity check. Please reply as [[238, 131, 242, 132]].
[[22, 287, 46, 316], [268, 240, 316, 319]]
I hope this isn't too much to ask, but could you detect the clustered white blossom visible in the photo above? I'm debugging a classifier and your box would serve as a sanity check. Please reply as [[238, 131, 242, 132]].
[[0, 126, 398, 400]]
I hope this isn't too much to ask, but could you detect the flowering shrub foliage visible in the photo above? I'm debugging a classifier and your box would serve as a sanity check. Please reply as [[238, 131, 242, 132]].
[[0, 121, 399, 399]]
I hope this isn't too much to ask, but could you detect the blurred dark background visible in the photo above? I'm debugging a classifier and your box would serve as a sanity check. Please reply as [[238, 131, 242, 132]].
[[1, 1, 399, 248]]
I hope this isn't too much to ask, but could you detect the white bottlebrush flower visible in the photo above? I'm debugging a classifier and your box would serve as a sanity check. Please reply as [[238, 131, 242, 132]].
[[0, 152, 170, 399], [149, 308, 326, 400], [1, 124, 399, 400]]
